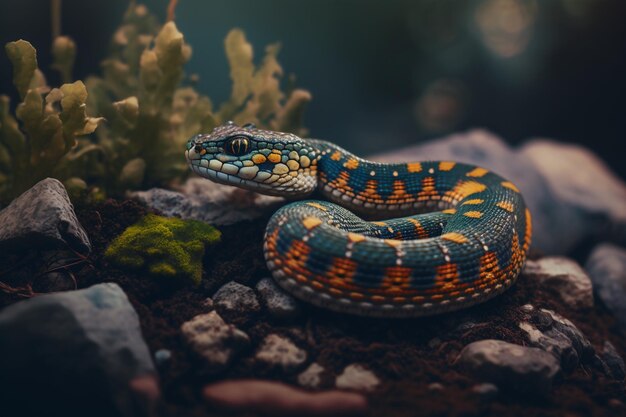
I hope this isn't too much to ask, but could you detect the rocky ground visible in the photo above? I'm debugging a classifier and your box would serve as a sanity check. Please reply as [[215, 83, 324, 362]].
[[0, 131, 625, 417]]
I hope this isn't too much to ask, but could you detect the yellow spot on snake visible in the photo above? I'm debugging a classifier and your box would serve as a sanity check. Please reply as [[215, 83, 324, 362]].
[[330, 151, 342, 161], [347, 233, 366, 243], [307, 202, 328, 211], [302, 216, 323, 230], [496, 201, 515, 212], [344, 159, 359, 170], [439, 161, 456, 171], [300, 155, 311, 168], [372, 221, 387, 227], [384, 239, 402, 248], [407, 162, 422, 173], [466, 167, 488, 177], [442, 209, 457, 215], [441, 232, 469, 244], [252, 154, 266, 164], [463, 211, 483, 219], [268, 153, 282, 163], [286, 160, 300, 170], [273, 163, 289, 174], [462, 199, 484, 205], [501, 181, 520, 193]]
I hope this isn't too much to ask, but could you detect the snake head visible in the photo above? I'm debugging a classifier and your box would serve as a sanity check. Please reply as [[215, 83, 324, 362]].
[[186, 122, 319, 197]]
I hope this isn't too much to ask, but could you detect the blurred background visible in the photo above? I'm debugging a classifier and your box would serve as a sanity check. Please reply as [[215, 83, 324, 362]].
[[1, 0, 625, 178]]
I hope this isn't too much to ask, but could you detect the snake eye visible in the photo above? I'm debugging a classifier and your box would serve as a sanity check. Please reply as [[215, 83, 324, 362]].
[[226, 136, 250, 156]]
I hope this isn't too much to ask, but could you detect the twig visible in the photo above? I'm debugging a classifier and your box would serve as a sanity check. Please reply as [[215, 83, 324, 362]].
[[167, 0, 179, 22]]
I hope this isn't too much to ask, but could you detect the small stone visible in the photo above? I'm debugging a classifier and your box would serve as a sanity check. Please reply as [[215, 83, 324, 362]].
[[518, 307, 592, 371], [523, 257, 593, 309], [336, 364, 380, 392], [255, 334, 307, 372], [213, 281, 261, 318], [0, 178, 91, 254], [428, 382, 444, 391], [181, 311, 250, 372], [585, 244, 626, 328], [472, 383, 499, 400], [130, 178, 284, 226], [298, 363, 326, 388], [600, 341, 626, 381], [203, 379, 368, 416], [0, 283, 156, 416], [154, 349, 172, 366], [456, 339, 560, 397], [256, 277, 302, 320]]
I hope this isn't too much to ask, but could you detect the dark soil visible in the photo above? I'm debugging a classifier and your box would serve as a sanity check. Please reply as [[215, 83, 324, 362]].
[[1, 198, 625, 417]]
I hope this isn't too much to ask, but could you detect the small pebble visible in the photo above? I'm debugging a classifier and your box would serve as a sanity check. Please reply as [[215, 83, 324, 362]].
[[256, 334, 307, 372], [336, 364, 380, 392], [472, 383, 499, 400], [213, 281, 261, 318], [428, 382, 444, 391], [154, 349, 172, 366], [256, 277, 302, 320], [298, 363, 326, 388]]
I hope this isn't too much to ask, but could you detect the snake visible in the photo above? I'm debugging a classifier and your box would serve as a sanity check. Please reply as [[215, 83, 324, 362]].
[[185, 122, 532, 317]]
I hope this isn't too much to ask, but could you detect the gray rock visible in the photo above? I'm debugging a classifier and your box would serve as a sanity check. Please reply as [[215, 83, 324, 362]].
[[154, 349, 172, 366], [181, 311, 250, 372], [130, 177, 284, 226], [0, 178, 91, 254], [0, 283, 156, 417], [456, 339, 560, 397], [599, 341, 626, 381], [521, 140, 626, 247], [523, 257, 593, 309], [297, 362, 326, 388], [213, 281, 261, 318], [372, 130, 562, 254], [256, 277, 302, 320], [518, 306, 592, 371], [255, 334, 307, 372], [585, 243, 626, 328], [335, 364, 380, 392]]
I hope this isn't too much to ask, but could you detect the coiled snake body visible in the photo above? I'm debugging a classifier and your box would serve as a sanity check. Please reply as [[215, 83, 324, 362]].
[[186, 123, 531, 317]]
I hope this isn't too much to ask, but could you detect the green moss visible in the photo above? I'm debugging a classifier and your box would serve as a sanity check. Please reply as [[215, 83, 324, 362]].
[[105, 214, 221, 285]]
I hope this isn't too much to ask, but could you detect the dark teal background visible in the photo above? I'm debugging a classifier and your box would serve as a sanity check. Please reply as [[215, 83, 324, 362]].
[[1, 0, 625, 177]]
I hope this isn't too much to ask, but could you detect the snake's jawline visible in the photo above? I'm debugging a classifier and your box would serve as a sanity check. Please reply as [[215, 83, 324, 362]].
[[263, 245, 523, 318]]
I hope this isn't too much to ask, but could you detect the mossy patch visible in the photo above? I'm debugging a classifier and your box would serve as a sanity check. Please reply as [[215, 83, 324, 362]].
[[105, 214, 221, 285]]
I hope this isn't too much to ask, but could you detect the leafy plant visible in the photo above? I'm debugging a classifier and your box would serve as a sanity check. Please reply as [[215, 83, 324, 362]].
[[105, 213, 221, 285], [86, 3, 311, 194], [0, 39, 103, 203]]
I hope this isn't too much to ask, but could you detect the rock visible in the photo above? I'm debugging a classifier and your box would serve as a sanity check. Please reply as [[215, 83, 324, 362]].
[[456, 339, 560, 397], [0, 178, 91, 254], [203, 379, 368, 416], [471, 383, 499, 400], [428, 382, 444, 391], [256, 277, 302, 320], [336, 364, 380, 392], [372, 130, 562, 254], [523, 257, 593, 309], [255, 334, 307, 372], [181, 311, 250, 372], [521, 140, 626, 247], [0, 283, 156, 417], [213, 281, 261, 318], [130, 177, 284, 226], [154, 349, 172, 366], [599, 341, 626, 381], [518, 306, 592, 371], [298, 362, 326, 388], [585, 243, 626, 328]]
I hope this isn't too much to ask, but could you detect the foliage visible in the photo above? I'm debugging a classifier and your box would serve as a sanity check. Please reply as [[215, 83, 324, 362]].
[[0, 39, 103, 202], [0, 2, 311, 203], [86, 3, 311, 194], [105, 213, 221, 285]]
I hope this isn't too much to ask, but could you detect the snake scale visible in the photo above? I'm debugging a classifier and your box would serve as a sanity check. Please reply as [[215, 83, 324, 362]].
[[186, 122, 532, 317]]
